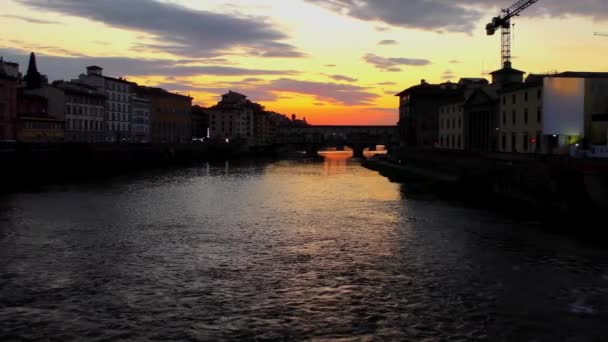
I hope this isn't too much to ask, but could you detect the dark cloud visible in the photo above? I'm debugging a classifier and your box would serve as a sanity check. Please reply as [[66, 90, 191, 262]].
[[378, 40, 398, 45], [267, 78, 378, 105], [0, 48, 299, 82], [448, 60, 462, 64], [1, 14, 63, 24], [305, 0, 608, 33], [363, 53, 431, 72], [377, 81, 397, 85], [326, 74, 358, 82], [16, 0, 306, 58]]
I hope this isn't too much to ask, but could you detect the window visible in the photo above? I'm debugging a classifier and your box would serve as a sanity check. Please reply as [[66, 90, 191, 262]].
[[458, 135, 461, 148], [524, 108, 529, 124], [538, 89, 542, 99], [524, 91, 529, 102], [523, 133, 529, 152], [458, 117, 462, 128], [502, 96, 506, 105], [502, 111, 506, 125], [512, 94, 516, 104], [536, 132, 542, 152], [537, 107, 542, 123], [511, 132, 517, 152], [512, 110, 516, 124], [501, 134, 507, 151]]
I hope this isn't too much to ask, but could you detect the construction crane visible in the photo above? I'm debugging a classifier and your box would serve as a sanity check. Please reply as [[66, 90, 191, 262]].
[[594, 32, 608, 37], [486, 0, 539, 67]]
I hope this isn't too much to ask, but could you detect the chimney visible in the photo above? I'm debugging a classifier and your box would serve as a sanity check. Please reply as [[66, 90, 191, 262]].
[[421, 79, 428, 85]]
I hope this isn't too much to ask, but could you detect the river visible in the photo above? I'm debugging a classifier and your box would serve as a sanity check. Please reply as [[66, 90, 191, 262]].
[[1, 152, 607, 341]]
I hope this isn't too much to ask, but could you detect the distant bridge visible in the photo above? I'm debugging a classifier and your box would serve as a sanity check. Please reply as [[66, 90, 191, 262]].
[[277, 125, 398, 157]]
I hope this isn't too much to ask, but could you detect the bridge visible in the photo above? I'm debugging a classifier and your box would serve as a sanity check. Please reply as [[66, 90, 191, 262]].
[[277, 125, 398, 158]]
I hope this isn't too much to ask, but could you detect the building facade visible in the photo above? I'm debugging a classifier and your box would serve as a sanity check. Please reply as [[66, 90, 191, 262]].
[[75, 66, 135, 142], [208, 91, 254, 143], [136, 86, 192, 143], [131, 96, 151, 142], [52, 81, 105, 143], [498, 81, 544, 153], [0, 59, 19, 141]]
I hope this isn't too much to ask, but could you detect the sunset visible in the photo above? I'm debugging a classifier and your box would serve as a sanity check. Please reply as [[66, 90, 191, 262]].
[[3, 1, 608, 341], [2, 0, 608, 124]]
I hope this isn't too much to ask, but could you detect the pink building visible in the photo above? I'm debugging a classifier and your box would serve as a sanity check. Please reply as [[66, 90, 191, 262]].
[[0, 59, 19, 141]]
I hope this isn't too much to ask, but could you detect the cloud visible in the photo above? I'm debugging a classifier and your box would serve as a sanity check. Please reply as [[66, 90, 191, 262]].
[[448, 60, 461, 64], [305, 0, 481, 33], [305, 0, 608, 33], [325, 64, 337, 67], [363, 53, 431, 72], [1, 15, 63, 24], [442, 70, 455, 80], [0, 47, 299, 82], [326, 74, 358, 82], [378, 40, 398, 45], [16, 0, 306, 58], [267, 78, 378, 105], [377, 81, 397, 85]]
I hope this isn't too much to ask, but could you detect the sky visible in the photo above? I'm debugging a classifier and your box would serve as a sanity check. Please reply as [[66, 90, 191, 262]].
[[1, 0, 608, 125]]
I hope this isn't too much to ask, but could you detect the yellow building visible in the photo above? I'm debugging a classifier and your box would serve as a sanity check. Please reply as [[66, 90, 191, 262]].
[[136, 86, 192, 143]]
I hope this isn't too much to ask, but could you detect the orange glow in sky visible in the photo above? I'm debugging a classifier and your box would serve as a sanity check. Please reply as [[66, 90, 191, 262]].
[[2, 0, 608, 125]]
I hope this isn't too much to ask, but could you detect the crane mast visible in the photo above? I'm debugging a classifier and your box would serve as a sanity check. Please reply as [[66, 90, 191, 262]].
[[486, 0, 539, 67]]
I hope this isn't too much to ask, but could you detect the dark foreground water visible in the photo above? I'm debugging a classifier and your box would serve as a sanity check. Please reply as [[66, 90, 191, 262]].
[[1, 153, 607, 341]]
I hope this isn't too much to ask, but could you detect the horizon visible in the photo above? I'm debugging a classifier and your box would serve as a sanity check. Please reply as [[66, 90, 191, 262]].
[[2, 0, 608, 125]]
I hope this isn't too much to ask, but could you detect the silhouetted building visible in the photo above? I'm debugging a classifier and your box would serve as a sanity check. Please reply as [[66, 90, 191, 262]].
[[490, 61, 525, 87], [396, 80, 462, 147], [0, 58, 19, 141], [191, 105, 210, 140], [136, 86, 192, 143], [75, 66, 136, 142], [208, 91, 254, 143], [438, 79, 489, 150]]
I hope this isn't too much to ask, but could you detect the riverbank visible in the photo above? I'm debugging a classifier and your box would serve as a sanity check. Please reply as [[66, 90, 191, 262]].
[[362, 149, 608, 226], [0, 142, 284, 192]]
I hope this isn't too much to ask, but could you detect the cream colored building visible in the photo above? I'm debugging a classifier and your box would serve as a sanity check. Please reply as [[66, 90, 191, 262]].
[[438, 102, 464, 150]]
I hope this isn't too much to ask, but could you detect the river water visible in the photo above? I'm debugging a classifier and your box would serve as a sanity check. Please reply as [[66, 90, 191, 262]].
[[1, 153, 607, 341]]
